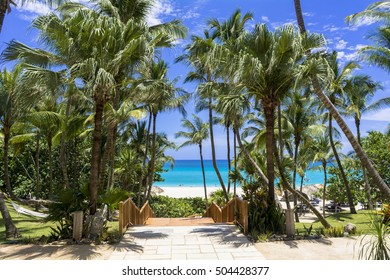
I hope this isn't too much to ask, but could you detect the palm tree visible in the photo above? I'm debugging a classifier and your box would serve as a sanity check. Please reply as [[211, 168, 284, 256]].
[[175, 115, 209, 210], [0, 66, 25, 198], [177, 31, 230, 202], [312, 133, 334, 217], [325, 52, 359, 214], [294, 0, 390, 199], [233, 24, 326, 203], [0, 0, 66, 33], [137, 60, 188, 204], [344, 75, 388, 209]]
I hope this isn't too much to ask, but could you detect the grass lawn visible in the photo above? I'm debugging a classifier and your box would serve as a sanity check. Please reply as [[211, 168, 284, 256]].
[[0, 201, 55, 244], [295, 210, 380, 235], [0, 200, 121, 244]]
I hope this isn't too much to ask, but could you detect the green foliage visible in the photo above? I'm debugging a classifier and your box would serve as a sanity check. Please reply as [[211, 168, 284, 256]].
[[209, 189, 233, 207], [45, 188, 89, 240], [361, 131, 390, 188], [242, 183, 285, 237], [150, 195, 206, 218], [324, 226, 345, 238], [327, 158, 365, 204], [359, 215, 390, 260], [100, 188, 132, 211]]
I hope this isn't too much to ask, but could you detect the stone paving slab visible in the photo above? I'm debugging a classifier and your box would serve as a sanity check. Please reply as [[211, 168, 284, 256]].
[[108, 224, 266, 260]]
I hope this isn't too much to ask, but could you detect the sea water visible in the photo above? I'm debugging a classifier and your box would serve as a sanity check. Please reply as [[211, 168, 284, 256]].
[[154, 160, 324, 188]]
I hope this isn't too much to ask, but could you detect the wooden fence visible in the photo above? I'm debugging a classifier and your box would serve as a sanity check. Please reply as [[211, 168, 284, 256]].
[[118, 198, 154, 236], [204, 197, 248, 235]]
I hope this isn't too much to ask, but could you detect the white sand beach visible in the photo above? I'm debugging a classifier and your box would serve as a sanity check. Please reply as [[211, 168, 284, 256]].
[[153, 186, 244, 198], [153, 184, 323, 199]]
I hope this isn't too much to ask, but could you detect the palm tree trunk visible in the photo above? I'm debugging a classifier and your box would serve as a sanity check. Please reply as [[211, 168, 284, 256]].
[[273, 141, 331, 228], [263, 101, 276, 202], [293, 137, 300, 222], [322, 161, 327, 217], [208, 96, 229, 201], [3, 127, 15, 198], [293, 0, 307, 34], [0, 191, 20, 239], [106, 130, 117, 190], [60, 95, 71, 190], [0, 1, 7, 34], [294, 0, 390, 199], [34, 137, 41, 200], [89, 98, 105, 215], [199, 143, 208, 210], [138, 111, 152, 207], [144, 113, 157, 204], [278, 103, 291, 210], [356, 117, 373, 210], [234, 117, 268, 185], [233, 129, 237, 197], [226, 124, 231, 194], [48, 139, 53, 196], [329, 115, 357, 214]]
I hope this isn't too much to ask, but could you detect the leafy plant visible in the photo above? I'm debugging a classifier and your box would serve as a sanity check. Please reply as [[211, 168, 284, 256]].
[[358, 215, 390, 260], [209, 189, 233, 207], [150, 195, 206, 218], [45, 187, 89, 240], [324, 226, 345, 238]]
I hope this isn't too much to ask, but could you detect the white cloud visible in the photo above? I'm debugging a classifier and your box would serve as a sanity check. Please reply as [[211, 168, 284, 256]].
[[335, 39, 348, 50], [261, 16, 270, 23], [362, 108, 390, 122], [15, 0, 52, 17], [147, 0, 179, 26], [303, 12, 315, 17]]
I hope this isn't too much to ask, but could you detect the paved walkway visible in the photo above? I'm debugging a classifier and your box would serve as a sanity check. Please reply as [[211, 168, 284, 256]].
[[108, 223, 265, 260]]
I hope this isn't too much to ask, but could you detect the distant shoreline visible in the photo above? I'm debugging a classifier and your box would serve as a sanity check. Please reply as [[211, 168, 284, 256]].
[[152, 184, 323, 199]]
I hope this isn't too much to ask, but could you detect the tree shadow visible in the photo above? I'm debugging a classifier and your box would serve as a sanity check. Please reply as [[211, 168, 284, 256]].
[[0, 244, 114, 260], [282, 238, 333, 249], [190, 225, 251, 248]]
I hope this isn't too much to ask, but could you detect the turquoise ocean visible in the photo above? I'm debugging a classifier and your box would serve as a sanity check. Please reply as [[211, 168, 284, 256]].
[[154, 160, 324, 188]]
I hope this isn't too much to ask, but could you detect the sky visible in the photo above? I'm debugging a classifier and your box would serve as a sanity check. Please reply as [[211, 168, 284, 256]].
[[1, 0, 390, 160]]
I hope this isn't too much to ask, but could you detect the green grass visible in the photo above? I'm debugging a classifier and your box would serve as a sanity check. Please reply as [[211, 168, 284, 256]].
[[1, 200, 121, 244], [295, 210, 379, 235], [0, 201, 55, 244]]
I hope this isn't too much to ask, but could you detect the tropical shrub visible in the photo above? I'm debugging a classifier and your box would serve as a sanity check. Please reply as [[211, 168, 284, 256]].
[[209, 189, 233, 207], [150, 195, 206, 218], [242, 183, 285, 237], [358, 214, 390, 260]]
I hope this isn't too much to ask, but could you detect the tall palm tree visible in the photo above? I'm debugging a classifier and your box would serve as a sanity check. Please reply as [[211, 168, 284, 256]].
[[233, 24, 326, 203], [0, 66, 25, 198], [209, 9, 253, 195], [325, 52, 360, 214], [137, 60, 188, 204], [175, 115, 209, 210], [294, 0, 390, 199], [0, 67, 21, 238], [177, 31, 230, 202], [344, 74, 387, 209], [312, 133, 334, 217]]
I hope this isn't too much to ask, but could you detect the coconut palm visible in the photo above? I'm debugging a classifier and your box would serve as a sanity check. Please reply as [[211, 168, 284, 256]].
[[233, 24, 326, 203], [344, 74, 388, 209], [177, 31, 230, 202], [136, 60, 188, 204], [175, 115, 209, 210], [312, 133, 334, 217], [294, 0, 390, 199]]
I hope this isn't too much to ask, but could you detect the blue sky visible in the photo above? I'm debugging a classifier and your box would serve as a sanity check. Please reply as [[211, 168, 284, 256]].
[[2, 0, 390, 160]]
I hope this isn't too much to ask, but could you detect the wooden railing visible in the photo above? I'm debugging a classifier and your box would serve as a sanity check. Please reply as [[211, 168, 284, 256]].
[[118, 198, 154, 236], [204, 197, 248, 235]]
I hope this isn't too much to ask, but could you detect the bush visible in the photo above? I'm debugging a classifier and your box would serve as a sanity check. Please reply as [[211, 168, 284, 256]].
[[242, 183, 285, 237], [150, 195, 206, 218]]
